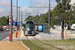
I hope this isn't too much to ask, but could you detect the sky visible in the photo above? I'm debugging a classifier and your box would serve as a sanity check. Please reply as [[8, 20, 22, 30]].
[[0, 0, 75, 21]]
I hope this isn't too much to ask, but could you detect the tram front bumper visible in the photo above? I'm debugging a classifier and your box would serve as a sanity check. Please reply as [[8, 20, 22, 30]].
[[24, 31, 35, 36]]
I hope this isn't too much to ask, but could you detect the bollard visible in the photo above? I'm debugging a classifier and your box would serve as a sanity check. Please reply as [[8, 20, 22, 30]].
[[9, 33, 11, 41], [61, 32, 62, 38], [61, 25, 62, 38], [16, 32, 17, 38]]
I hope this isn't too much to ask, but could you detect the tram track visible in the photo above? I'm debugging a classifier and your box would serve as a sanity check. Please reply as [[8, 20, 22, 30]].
[[33, 36, 64, 50], [26, 36, 64, 50], [26, 36, 44, 50]]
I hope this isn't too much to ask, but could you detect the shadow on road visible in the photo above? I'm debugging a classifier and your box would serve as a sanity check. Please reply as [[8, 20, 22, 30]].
[[35, 32, 39, 35]]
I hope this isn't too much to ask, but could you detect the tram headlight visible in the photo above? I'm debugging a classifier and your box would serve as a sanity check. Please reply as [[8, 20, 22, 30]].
[[27, 28, 29, 31]]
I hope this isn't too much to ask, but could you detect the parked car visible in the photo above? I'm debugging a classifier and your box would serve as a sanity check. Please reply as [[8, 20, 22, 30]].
[[66, 24, 71, 30], [71, 24, 75, 30], [6, 29, 9, 31], [0, 27, 3, 31]]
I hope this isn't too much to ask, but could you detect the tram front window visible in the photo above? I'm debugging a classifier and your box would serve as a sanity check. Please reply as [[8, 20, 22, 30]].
[[26, 24, 33, 31]]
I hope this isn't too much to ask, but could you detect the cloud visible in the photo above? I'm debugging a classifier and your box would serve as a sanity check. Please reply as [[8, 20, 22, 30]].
[[21, 0, 57, 15], [0, 0, 10, 6], [0, 9, 5, 12], [0, 0, 10, 17], [69, 0, 75, 6], [0, 9, 5, 16], [21, 7, 28, 12], [0, 0, 57, 21], [20, 0, 57, 21]]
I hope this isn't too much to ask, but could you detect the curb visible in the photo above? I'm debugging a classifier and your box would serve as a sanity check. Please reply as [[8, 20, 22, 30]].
[[20, 31, 30, 50], [1, 31, 16, 41], [20, 41, 30, 50]]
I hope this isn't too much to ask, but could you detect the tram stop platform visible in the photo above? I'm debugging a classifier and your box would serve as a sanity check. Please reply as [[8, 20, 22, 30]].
[[0, 30, 29, 50]]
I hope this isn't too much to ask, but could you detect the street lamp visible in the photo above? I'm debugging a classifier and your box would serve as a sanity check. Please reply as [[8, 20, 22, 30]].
[[48, 0, 50, 34], [16, 0, 18, 36], [18, 7, 20, 22], [10, 0, 13, 42], [21, 12, 22, 29], [13, 6, 20, 22], [33, 16, 34, 21], [26, 13, 31, 16]]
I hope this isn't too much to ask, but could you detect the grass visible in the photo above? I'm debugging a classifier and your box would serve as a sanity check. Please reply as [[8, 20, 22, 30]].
[[22, 39, 75, 50], [22, 40, 42, 50], [30, 40, 58, 50], [43, 39, 75, 50]]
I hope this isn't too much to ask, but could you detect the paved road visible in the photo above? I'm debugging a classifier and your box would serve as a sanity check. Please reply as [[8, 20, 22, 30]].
[[0, 31, 9, 41], [0, 31, 16, 41]]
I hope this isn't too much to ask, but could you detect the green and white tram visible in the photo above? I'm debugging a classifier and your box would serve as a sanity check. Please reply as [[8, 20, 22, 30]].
[[24, 21, 35, 36]]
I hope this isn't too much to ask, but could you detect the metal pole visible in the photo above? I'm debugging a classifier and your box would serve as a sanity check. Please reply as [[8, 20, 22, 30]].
[[10, 0, 12, 42], [21, 12, 22, 29], [37, 11, 38, 24], [16, 0, 18, 35], [48, 0, 50, 34], [43, 16, 44, 24], [26, 13, 30, 16], [19, 7, 20, 22], [18, 7, 20, 31], [61, 19, 64, 40], [33, 16, 34, 21]]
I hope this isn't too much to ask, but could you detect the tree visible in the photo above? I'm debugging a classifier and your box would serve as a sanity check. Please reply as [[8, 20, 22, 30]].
[[45, 10, 54, 27], [25, 16, 33, 21], [0, 16, 7, 26], [53, 0, 72, 25], [55, 0, 71, 40], [25, 15, 40, 24]]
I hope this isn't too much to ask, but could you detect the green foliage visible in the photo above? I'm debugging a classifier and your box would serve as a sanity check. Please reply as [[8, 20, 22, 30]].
[[24, 0, 75, 27], [68, 20, 75, 25], [25, 16, 33, 21], [54, 0, 74, 25], [0, 16, 7, 26]]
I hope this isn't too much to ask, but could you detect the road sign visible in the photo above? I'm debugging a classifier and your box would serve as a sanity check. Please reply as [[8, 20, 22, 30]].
[[12, 21, 15, 25], [18, 22, 21, 25], [48, 24, 49, 25], [38, 25, 43, 32]]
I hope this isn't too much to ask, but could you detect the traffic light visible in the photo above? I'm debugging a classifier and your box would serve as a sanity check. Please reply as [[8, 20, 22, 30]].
[[6, 19, 9, 25], [15, 22, 17, 26], [62, 20, 64, 30]]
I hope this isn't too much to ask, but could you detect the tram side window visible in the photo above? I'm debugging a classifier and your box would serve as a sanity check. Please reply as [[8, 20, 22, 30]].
[[24, 25, 26, 31]]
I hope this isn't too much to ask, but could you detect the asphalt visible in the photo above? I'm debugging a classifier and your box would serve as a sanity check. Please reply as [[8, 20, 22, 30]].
[[0, 31, 9, 41], [0, 31, 16, 41]]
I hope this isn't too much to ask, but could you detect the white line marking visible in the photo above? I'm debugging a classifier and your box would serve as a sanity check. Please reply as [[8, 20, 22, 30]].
[[20, 41, 30, 50], [20, 31, 30, 50], [38, 35, 41, 38], [50, 35, 56, 39]]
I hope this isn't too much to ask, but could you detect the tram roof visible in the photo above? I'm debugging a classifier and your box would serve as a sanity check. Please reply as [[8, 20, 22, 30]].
[[24, 21, 35, 24]]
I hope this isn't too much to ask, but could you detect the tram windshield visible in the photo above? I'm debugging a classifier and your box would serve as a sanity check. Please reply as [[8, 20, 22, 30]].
[[26, 23, 34, 31]]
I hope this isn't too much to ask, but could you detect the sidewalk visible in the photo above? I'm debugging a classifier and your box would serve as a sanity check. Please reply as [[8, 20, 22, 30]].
[[0, 30, 28, 50], [50, 29, 75, 39]]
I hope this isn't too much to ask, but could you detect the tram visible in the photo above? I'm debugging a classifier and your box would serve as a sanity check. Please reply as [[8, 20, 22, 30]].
[[24, 21, 35, 36]]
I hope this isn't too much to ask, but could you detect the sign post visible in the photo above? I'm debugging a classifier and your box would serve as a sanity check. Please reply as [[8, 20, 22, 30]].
[[9, 0, 13, 42], [12, 21, 15, 25], [9, 12, 12, 42], [9, 12, 11, 41]]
